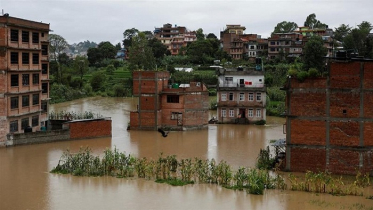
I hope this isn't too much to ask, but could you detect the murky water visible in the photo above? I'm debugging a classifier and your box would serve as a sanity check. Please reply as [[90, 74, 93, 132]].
[[0, 97, 372, 210]]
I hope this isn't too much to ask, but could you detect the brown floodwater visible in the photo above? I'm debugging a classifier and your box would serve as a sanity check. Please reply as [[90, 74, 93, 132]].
[[0, 96, 372, 210]]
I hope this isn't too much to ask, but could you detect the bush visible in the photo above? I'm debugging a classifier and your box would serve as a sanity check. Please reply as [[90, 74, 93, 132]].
[[296, 71, 308, 82], [308, 68, 320, 78]]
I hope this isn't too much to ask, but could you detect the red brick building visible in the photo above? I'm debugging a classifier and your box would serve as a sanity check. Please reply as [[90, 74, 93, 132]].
[[283, 58, 373, 175], [0, 15, 50, 145], [130, 71, 209, 130]]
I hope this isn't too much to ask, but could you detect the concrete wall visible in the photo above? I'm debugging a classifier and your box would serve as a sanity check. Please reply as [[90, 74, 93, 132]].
[[6, 129, 70, 146]]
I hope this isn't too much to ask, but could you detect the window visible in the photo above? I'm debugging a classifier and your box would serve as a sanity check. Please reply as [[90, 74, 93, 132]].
[[171, 112, 180, 120], [41, 33, 44, 37], [22, 52, 29, 64], [22, 31, 29, 42], [11, 52, 18, 64], [256, 109, 261, 117], [21, 118, 29, 130], [11, 29, 19, 42], [42, 63, 48, 74], [22, 74, 29, 86], [41, 101, 47, 112], [10, 120, 18, 132], [229, 109, 234, 117], [270, 41, 275, 45], [42, 83, 48, 94], [42, 45, 48, 55], [256, 93, 262, 101], [239, 93, 245, 101], [11, 74, 19, 86], [221, 93, 227, 101], [229, 93, 234, 101], [167, 95, 179, 103], [32, 32, 39, 43], [225, 77, 233, 84], [11, 97, 18, 109], [32, 115, 39, 127], [221, 109, 226, 117], [32, 53, 39, 64], [248, 109, 253, 117], [22, 95, 29, 107], [32, 94, 39, 105], [270, 48, 275, 52], [32, 74, 39, 85]]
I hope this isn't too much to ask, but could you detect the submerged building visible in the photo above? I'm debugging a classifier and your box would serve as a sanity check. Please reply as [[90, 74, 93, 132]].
[[283, 57, 373, 175], [130, 71, 209, 131], [0, 14, 50, 145]]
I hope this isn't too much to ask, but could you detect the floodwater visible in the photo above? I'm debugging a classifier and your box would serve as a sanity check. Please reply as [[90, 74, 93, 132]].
[[0, 96, 372, 210]]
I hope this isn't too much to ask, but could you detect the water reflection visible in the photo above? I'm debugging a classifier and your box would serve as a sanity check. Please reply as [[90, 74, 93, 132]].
[[0, 97, 371, 210]]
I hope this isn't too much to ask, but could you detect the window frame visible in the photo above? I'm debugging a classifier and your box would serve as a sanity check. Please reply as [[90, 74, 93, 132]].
[[32, 94, 39, 105], [21, 118, 29, 130], [229, 109, 234, 117], [32, 115, 39, 127], [11, 96, 19, 109], [42, 63, 48, 74], [22, 95, 29, 107], [221, 93, 227, 101], [32, 53, 39, 64], [32, 32, 39, 43], [256, 93, 262, 101], [42, 45, 48, 55], [239, 93, 245, 101], [256, 109, 261, 117], [22, 74, 29, 86], [11, 74, 19, 87], [11, 29, 19, 42], [229, 92, 234, 101], [32, 73, 39, 85], [22, 52, 29, 64], [248, 109, 253, 117], [42, 83, 48, 94], [221, 109, 226, 117], [167, 95, 179, 103], [22, 30, 29, 43], [10, 120, 18, 133], [248, 93, 254, 101], [11, 52, 18, 64]]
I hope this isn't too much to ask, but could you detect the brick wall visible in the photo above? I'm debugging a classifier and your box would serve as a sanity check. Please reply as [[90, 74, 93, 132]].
[[330, 121, 360, 146], [69, 119, 112, 139], [328, 149, 360, 175], [290, 92, 326, 117], [290, 119, 326, 145], [364, 122, 373, 146], [290, 147, 326, 172]]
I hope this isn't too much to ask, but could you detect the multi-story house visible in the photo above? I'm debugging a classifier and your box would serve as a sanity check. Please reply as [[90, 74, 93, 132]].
[[216, 68, 266, 124], [154, 23, 197, 55], [130, 71, 209, 131], [0, 14, 50, 145], [220, 25, 267, 60], [294, 26, 334, 57], [268, 33, 304, 60]]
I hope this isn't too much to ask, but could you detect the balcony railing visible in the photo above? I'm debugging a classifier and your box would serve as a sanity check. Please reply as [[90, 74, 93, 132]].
[[219, 82, 265, 88]]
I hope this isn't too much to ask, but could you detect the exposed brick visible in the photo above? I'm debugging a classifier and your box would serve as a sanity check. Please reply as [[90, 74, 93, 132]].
[[328, 149, 360, 175], [290, 119, 326, 145], [330, 121, 360, 146], [69, 119, 112, 139], [290, 148, 326, 172]]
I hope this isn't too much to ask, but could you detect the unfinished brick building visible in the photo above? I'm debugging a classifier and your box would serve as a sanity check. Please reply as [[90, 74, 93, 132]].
[[283, 58, 373, 175], [130, 71, 209, 131], [0, 15, 50, 146]]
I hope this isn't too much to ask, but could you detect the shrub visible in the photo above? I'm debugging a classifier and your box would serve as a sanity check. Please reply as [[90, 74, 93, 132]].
[[296, 71, 308, 82], [308, 68, 320, 78]]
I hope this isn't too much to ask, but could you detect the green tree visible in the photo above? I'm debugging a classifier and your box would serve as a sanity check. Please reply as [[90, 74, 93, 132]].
[[343, 21, 373, 58], [115, 43, 121, 50], [303, 36, 327, 71], [73, 56, 89, 87], [49, 34, 68, 83], [334, 24, 352, 42], [148, 37, 168, 60], [87, 47, 102, 67], [97, 41, 116, 60], [128, 32, 156, 70], [90, 71, 106, 91], [206, 33, 217, 39], [123, 28, 139, 48], [272, 21, 298, 34], [196, 28, 205, 41], [106, 64, 115, 74], [304, 13, 327, 29]]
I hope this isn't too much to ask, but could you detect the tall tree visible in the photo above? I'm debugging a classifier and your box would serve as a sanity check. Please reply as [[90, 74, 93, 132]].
[[148, 37, 168, 62], [73, 56, 89, 86], [272, 21, 298, 34], [196, 28, 205, 41], [49, 34, 68, 83], [128, 32, 156, 70], [334, 24, 352, 42], [123, 28, 139, 48], [206, 33, 217, 39], [343, 21, 373, 58], [304, 13, 327, 29], [303, 36, 327, 71]]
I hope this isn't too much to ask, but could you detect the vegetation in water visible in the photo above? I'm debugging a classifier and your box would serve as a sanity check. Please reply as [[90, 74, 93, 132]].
[[50, 147, 371, 197]]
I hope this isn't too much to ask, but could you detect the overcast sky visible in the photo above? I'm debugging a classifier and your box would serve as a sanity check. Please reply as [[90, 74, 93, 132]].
[[2, 0, 373, 45]]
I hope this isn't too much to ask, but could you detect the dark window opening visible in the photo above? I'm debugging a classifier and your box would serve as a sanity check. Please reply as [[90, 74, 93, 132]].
[[167, 95, 179, 103], [42, 64, 48, 74], [32, 94, 39, 105], [11, 74, 19, 86], [22, 95, 29, 107], [11, 29, 19, 42], [22, 52, 29, 64], [10, 120, 18, 133], [32, 115, 39, 127], [42, 45, 48, 55], [32, 32, 39, 43], [32, 73, 39, 85], [11, 96, 19, 109], [41, 33, 44, 37], [22, 74, 29, 86], [229, 93, 234, 101], [41, 101, 48, 112], [343, 109, 347, 114], [11, 52, 18, 64], [32, 53, 39, 64], [22, 31, 29, 43], [42, 83, 48, 94], [21, 118, 29, 130]]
